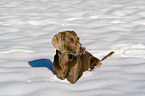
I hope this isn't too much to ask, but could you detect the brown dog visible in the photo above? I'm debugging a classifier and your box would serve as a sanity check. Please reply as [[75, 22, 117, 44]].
[[52, 31, 114, 84]]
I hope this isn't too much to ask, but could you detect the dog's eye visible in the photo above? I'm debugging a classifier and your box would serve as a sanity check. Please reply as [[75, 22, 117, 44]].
[[69, 38, 74, 42]]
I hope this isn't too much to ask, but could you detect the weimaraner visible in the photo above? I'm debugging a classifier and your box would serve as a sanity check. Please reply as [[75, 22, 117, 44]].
[[52, 31, 114, 84]]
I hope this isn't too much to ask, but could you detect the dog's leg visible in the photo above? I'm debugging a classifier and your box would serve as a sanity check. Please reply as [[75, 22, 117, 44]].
[[53, 50, 66, 80], [66, 56, 81, 84], [89, 56, 102, 70]]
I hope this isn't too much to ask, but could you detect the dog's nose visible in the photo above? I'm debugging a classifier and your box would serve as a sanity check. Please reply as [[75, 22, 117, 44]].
[[80, 47, 86, 52]]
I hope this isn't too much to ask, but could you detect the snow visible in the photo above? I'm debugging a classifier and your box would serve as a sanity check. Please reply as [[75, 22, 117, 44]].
[[0, 0, 145, 96]]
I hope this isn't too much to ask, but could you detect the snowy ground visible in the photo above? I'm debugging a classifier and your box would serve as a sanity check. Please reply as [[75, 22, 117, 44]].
[[0, 0, 145, 96]]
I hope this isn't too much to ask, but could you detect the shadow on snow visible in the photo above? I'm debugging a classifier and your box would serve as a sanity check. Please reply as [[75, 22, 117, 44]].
[[28, 59, 53, 72]]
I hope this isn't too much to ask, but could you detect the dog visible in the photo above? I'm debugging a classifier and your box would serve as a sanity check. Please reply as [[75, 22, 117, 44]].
[[52, 31, 114, 84]]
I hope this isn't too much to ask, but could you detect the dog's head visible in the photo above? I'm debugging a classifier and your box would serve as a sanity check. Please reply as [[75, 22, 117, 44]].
[[52, 31, 85, 55]]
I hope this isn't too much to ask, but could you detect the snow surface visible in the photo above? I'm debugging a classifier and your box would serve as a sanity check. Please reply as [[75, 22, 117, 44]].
[[0, 0, 145, 96]]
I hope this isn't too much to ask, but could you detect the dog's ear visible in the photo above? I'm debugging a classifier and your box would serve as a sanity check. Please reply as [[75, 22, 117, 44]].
[[52, 33, 65, 53]]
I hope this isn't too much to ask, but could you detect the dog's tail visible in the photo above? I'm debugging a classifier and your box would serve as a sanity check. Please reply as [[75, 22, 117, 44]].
[[101, 51, 115, 61]]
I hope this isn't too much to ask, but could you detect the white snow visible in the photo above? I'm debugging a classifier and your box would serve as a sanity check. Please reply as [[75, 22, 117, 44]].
[[0, 0, 145, 96]]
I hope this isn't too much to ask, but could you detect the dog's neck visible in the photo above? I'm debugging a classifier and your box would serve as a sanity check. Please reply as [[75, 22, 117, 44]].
[[57, 50, 77, 60]]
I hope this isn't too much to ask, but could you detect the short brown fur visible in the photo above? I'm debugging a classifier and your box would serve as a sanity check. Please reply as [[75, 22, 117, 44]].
[[52, 31, 114, 84]]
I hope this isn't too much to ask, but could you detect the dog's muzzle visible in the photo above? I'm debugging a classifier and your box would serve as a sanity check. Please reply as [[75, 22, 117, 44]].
[[79, 47, 86, 54]]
